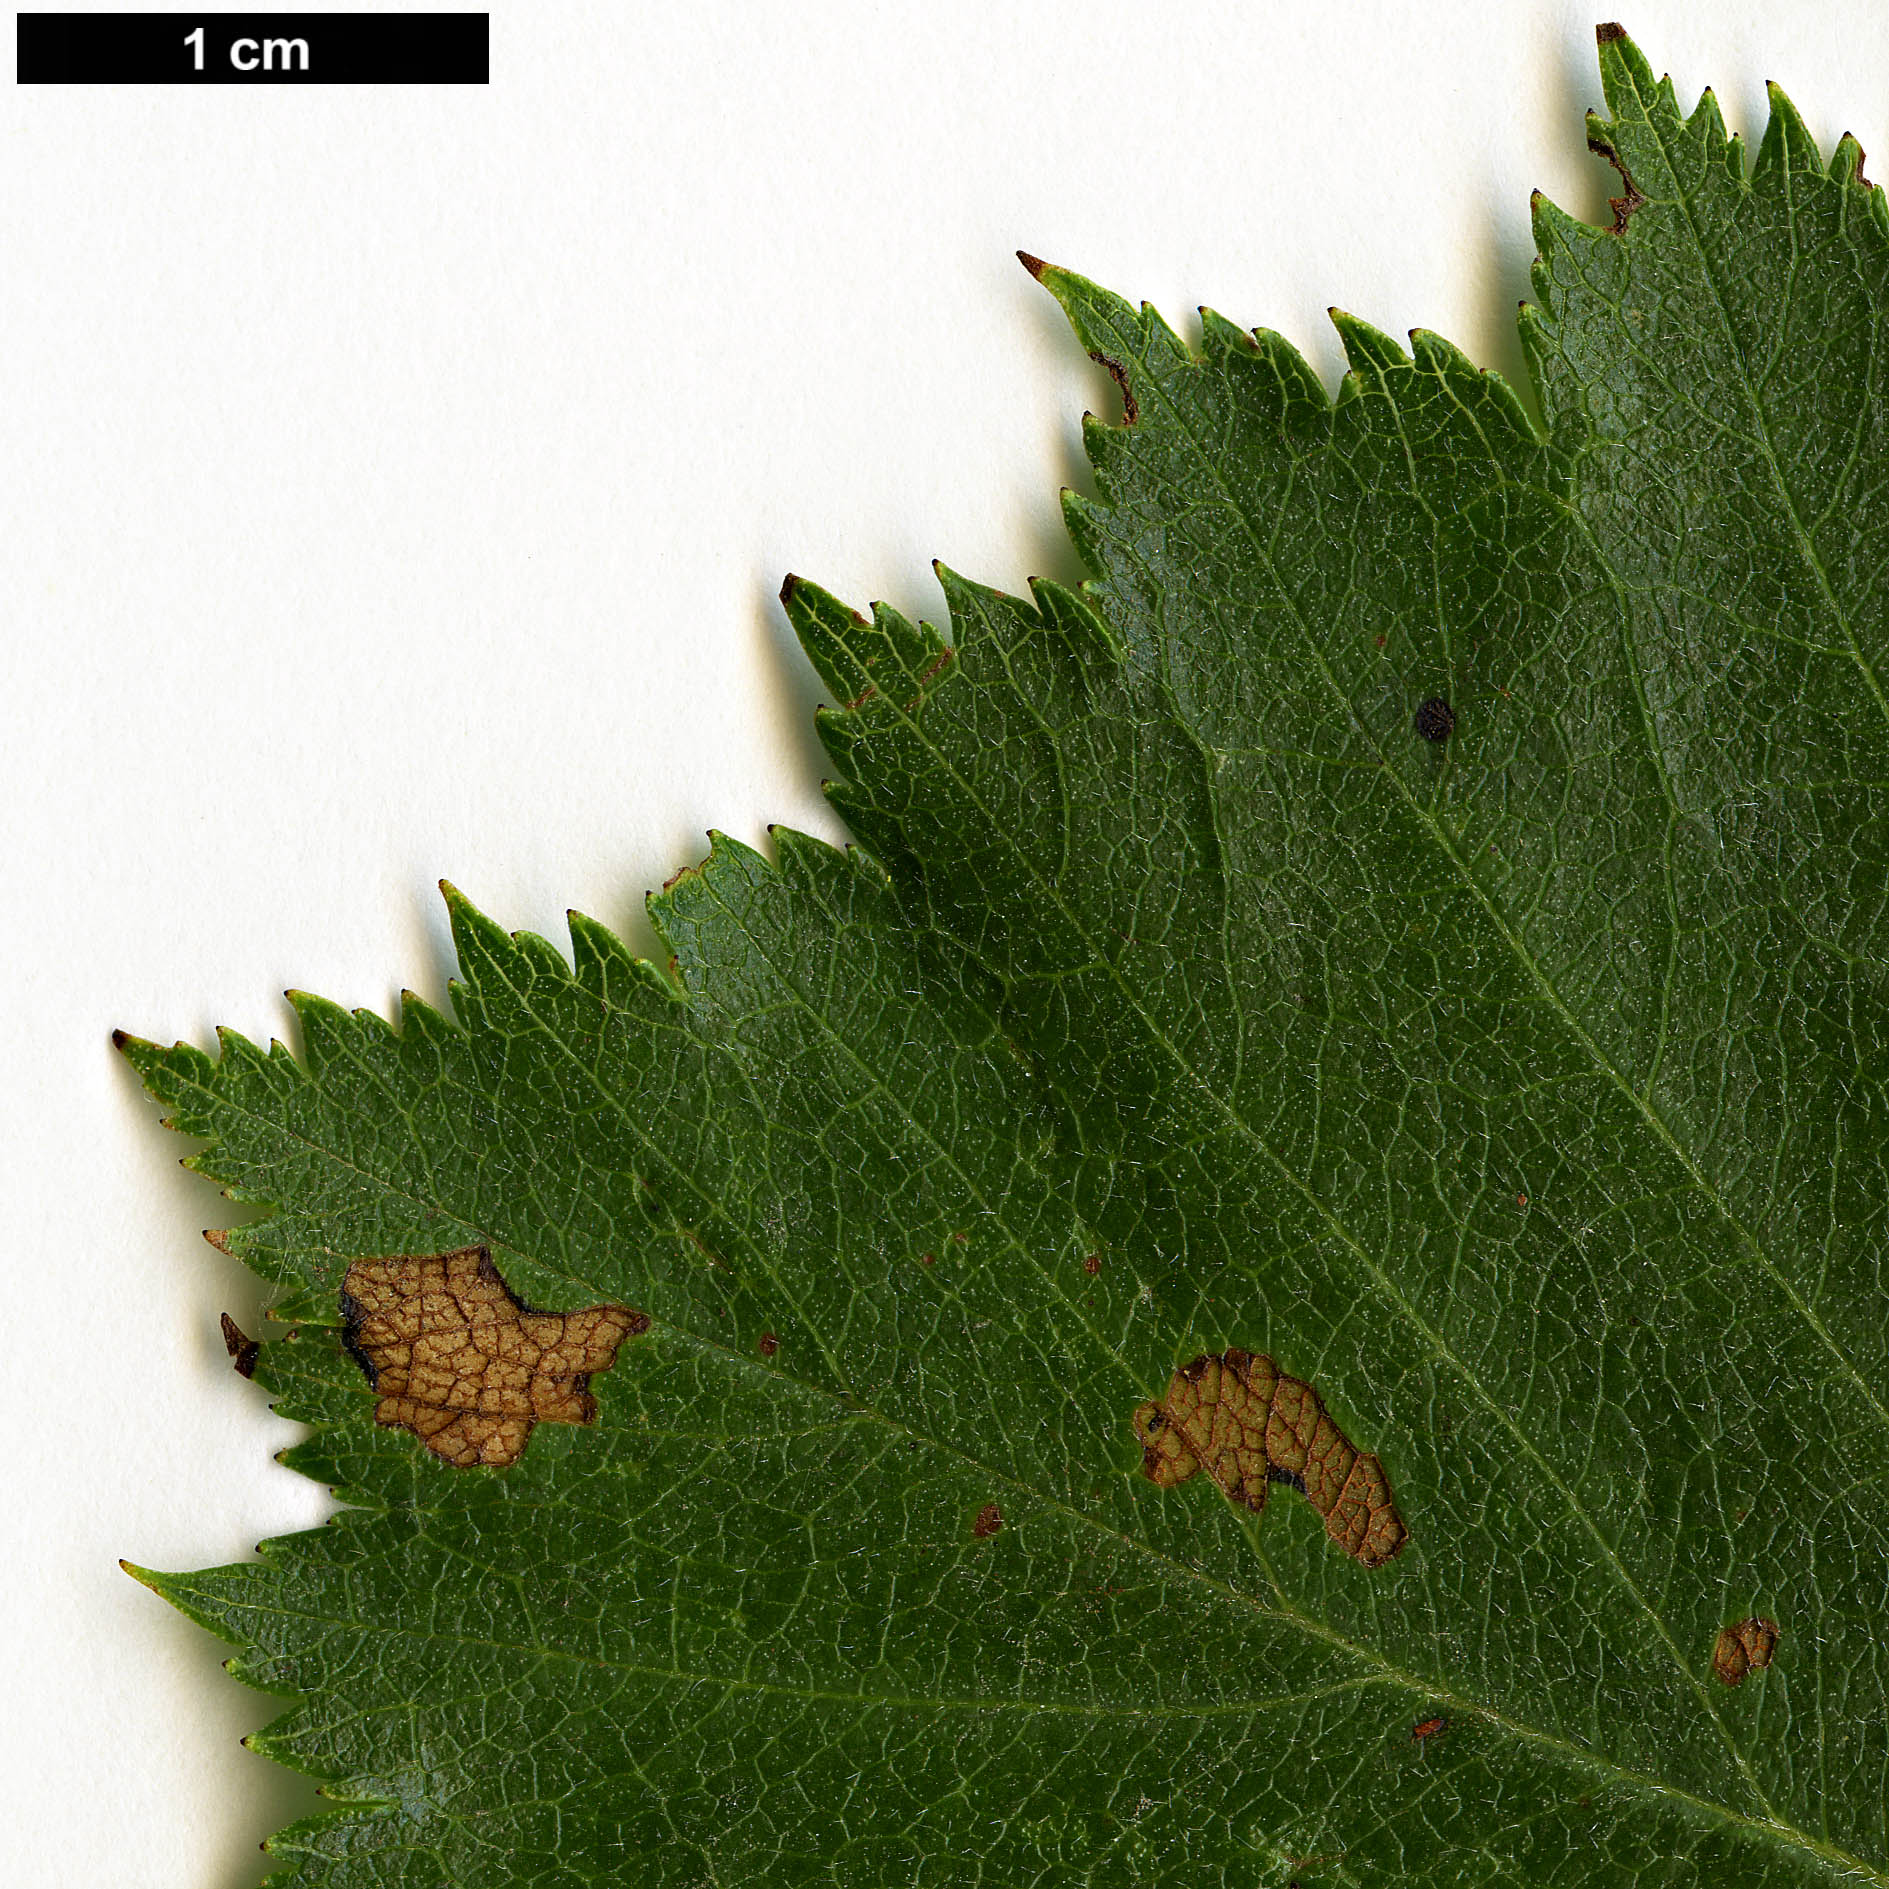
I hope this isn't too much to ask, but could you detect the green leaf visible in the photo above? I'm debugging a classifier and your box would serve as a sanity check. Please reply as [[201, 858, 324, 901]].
[[122, 28, 1889, 1885]]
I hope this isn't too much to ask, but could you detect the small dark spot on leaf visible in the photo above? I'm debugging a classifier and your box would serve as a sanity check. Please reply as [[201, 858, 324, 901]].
[[950, 1232, 967, 1246], [758, 1331, 779, 1359], [972, 1502, 1003, 1539], [1410, 1715, 1447, 1743], [1083, 1252, 1102, 1275], [1517, 1192, 1528, 1208], [920, 1251, 936, 1267], [1374, 634, 1387, 648], [220, 1312, 260, 1379], [1414, 697, 1455, 742], [626, 1309, 652, 1336]]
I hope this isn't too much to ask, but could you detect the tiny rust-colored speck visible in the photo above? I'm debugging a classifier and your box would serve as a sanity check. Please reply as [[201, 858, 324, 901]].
[[758, 1331, 779, 1359], [1517, 1193, 1528, 1208], [220, 1312, 260, 1380], [919, 1252, 936, 1266], [340, 1247, 644, 1469], [1132, 1349, 1408, 1567], [950, 1232, 967, 1246], [1712, 1616, 1779, 1686], [1411, 1715, 1447, 1743], [972, 1503, 1003, 1539], [1082, 1253, 1102, 1276]]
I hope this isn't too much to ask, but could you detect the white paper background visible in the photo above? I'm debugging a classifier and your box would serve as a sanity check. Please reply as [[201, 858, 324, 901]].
[[3, 3, 1882, 1882]]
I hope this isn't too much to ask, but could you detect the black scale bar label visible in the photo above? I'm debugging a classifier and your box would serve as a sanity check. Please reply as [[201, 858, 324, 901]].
[[17, 12, 489, 82]]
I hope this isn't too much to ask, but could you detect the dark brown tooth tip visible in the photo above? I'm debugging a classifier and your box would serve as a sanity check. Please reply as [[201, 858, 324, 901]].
[[1016, 250, 1049, 280], [1596, 22, 1626, 44], [778, 573, 800, 606]]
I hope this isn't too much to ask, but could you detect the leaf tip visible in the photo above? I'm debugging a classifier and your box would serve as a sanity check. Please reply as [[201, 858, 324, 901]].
[[1016, 249, 1049, 281], [778, 571, 800, 607], [1595, 21, 1626, 45]]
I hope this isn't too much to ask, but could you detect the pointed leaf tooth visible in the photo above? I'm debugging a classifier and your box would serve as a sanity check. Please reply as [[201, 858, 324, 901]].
[[1196, 306, 1254, 363], [1830, 131, 1871, 189], [1755, 79, 1825, 179], [1060, 487, 1109, 570], [281, 989, 363, 1072], [1594, 24, 1664, 121], [1029, 576, 1123, 665], [1021, 256, 1188, 371], [1691, 84, 1731, 156], [768, 822, 843, 884], [440, 879, 524, 983], [779, 572, 879, 707], [566, 908, 662, 995], [1246, 325, 1331, 415], [1529, 186, 1594, 252], [1328, 307, 1407, 375]]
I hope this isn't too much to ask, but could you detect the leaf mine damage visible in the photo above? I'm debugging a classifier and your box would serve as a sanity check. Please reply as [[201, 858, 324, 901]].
[[1712, 1616, 1779, 1687], [1132, 1350, 1408, 1567], [339, 1247, 645, 1468]]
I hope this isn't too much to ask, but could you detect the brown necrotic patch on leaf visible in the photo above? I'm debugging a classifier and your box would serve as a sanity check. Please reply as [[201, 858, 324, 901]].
[[1712, 1616, 1779, 1686], [339, 1247, 643, 1468], [1087, 351, 1139, 424], [972, 1502, 1003, 1539], [219, 1312, 259, 1380], [1131, 1349, 1408, 1568]]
